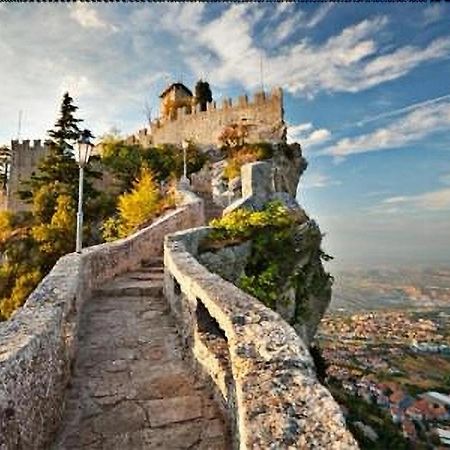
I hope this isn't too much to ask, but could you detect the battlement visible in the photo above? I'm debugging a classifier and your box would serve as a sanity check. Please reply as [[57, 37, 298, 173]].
[[153, 87, 282, 127], [11, 139, 46, 151], [145, 87, 284, 147], [7, 138, 50, 212]]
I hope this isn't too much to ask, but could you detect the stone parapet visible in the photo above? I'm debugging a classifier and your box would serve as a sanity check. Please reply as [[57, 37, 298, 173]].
[[146, 87, 285, 148], [164, 227, 359, 449], [0, 190, 204, 450]]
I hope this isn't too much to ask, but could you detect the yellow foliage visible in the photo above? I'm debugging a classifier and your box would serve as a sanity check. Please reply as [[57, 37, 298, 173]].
[[0, 269, 41, 320], [51, 195, 76, 231], [32, 194, 76, 258], [209, 202, 295, 240], [117, 167, 162, 237], [0, 211, 12, 241]]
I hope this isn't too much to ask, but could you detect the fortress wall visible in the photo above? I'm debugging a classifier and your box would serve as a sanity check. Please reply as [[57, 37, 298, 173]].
[[8, 140, 49, 212], [149, 88, 284, 147], [0, 190, 204, 450], [164, 227, 358, 450]]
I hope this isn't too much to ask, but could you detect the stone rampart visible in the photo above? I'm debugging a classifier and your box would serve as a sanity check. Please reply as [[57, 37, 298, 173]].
[[0, 190, 203, 450], [164, 227, 358, 450], [7, 140, 49, 212], [135, 88, 285, 148]]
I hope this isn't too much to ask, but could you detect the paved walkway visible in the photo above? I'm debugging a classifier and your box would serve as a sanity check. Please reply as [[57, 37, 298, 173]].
[[52, 259, 228, 450]]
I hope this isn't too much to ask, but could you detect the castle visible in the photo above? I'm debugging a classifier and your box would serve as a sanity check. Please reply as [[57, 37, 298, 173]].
[[3, 83, 285, 213], [128, 82, 286, 148]]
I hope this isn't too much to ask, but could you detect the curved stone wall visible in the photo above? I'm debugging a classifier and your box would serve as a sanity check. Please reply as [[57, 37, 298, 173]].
[[0, 191, 203, 450], [164, 227, 359, 450]]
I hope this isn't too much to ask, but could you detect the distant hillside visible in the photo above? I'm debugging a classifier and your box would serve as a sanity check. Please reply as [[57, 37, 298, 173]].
[[329, 266, 450, 313]]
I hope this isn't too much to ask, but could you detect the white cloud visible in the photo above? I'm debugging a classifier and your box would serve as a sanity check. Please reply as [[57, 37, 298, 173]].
[[188, 11, 450, 98], [382, 196, 409, 204], [356, 93, 450, 127], [268, 4, 332, 47], [423, 4, 447, 25], [418, 189, 450, 210], [300, 172, 341, 189], [288, 123, 331, 148], [372, 188, 450, 213], [327, 100, 450, 157], [306, 4, 333, 28], [69, 4, 115, 31]]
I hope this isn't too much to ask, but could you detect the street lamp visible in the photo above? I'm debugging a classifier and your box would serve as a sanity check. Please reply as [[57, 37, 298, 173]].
[[179, 139, 190, 189], [75, 130, 94, 253]]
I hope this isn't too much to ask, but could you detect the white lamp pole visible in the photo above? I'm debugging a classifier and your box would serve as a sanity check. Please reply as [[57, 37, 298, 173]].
[[75, 130, 93, 253], [180, 140, 190, 189]]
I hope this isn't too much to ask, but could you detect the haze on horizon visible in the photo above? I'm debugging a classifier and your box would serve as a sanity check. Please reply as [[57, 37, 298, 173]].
[[1, 3, 449, 269]]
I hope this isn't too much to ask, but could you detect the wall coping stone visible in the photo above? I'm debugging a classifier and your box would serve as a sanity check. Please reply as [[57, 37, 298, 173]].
[[164, 227, 359, 450]]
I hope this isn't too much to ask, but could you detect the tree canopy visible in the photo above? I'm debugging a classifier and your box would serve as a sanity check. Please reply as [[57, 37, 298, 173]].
[[194, 80, 212, 112]]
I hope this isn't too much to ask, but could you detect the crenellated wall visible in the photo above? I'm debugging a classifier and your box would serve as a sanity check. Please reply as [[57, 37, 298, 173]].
[[164, 227, 359, 450], [7, 140, 49, 212], [130, 88, 285, 148], [0, 190, 204, 450]]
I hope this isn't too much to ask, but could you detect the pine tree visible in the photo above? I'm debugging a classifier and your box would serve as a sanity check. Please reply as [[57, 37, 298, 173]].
[[194, 80, 212, 112], [19, 92, 99, 209], [48, 92, 82, 153]]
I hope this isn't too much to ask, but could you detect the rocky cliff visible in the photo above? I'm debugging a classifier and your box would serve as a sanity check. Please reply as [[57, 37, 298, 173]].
[[196, 143, 331, 345]]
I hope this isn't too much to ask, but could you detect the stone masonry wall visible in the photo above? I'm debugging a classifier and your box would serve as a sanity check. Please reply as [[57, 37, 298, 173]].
[[130, 88, 284, 148], [7, 140, 49, 212], [164, 227, 359, 450], [0, 190, 203, 450]]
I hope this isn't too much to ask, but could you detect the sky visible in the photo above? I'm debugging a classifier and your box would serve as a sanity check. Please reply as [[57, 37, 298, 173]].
[[0, 3, 449, 269]]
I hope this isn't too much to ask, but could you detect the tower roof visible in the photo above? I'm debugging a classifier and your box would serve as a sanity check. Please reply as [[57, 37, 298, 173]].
[[159, 83, 193, 99]]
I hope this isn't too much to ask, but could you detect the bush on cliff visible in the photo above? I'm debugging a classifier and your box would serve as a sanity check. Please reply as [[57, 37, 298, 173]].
[[223, 143, 273, 181], [203, 202, 333, 320]]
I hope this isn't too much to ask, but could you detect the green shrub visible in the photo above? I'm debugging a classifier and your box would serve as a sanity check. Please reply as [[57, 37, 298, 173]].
[[205, 202, 332, 317]]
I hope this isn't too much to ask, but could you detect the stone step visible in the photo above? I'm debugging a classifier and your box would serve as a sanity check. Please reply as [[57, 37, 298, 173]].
[[141, 256, 164, 268], [124, 270, 164, 282], [93, 279, 163, 298]]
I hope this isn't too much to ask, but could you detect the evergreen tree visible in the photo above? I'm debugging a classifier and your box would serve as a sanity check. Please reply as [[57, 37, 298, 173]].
[[19, 92, 100, 212], [194, 80, 212, 112]]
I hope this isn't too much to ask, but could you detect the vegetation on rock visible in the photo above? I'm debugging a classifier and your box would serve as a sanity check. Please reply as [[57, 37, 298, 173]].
[[218, 122, 250, 149], [222, 142, 273, 181], [203, 202, 333, 320]]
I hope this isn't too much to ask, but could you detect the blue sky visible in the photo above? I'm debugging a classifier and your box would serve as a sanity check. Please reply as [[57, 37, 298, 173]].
[[0, 3, 449, 268]]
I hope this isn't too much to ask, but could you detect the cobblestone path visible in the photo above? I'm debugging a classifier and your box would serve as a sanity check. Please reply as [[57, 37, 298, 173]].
[[52, 259, 229, 450]]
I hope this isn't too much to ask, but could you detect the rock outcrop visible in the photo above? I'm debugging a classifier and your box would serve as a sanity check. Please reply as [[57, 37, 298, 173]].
[[200, 156, 331, 345], [206, 142, 308, 210]]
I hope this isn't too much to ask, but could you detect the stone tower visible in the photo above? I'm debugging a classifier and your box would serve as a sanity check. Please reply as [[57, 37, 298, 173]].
[[159, 83, 193, 122], [7, 139, 49, 212]]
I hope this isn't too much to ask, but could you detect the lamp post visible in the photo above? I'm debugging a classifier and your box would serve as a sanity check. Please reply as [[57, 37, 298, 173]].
[[180, 139, 190, 189], [75, 130, 93, 253]]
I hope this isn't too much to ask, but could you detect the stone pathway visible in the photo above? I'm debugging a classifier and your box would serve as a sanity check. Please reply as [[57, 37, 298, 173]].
[[52, 258, 229, 450]]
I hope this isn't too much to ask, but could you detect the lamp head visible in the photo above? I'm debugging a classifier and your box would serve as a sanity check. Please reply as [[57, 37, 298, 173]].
[[76, 129, 94, 168]]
